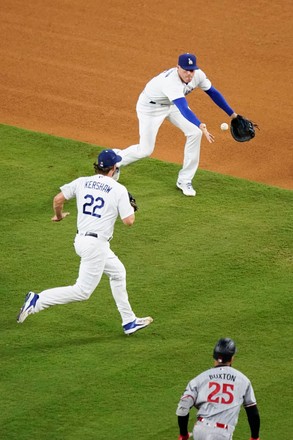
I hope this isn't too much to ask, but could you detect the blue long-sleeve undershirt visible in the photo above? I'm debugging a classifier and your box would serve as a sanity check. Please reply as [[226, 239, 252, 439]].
[[173, 86, 234, 126], [205, 86, 234, 116], [173, 97, 201, 127]]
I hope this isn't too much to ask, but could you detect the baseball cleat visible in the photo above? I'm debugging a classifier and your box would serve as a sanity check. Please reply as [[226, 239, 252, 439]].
[[17, 291, 39, 323], [123, 316, 153, 335], [176, 181, 196, 196], [112, 167, 120, 181], [112, 149, 122, 181]]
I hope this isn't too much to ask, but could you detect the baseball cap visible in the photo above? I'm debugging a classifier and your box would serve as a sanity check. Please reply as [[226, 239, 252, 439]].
[[178, 53, 199, 71], [96, 149, 122, 169]]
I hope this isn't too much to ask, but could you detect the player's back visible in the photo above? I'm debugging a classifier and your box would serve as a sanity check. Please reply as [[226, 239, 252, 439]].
[[61, 174, 130, 240], [190, 366, 254, 427], [143, 68, 181, 104]]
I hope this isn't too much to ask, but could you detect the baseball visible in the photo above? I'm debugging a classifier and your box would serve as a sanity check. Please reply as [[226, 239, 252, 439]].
[[220, 122, 229, 131]]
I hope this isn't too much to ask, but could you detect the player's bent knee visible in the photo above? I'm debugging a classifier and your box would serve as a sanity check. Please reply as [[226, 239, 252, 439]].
[[186, 129, 203, 140], [110, 267, 126, 281], [73, 284, 94, 300], [138, 144, 155, 157]]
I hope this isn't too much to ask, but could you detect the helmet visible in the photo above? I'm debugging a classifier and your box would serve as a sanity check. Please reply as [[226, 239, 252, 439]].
[[213, 338, 236, 363]]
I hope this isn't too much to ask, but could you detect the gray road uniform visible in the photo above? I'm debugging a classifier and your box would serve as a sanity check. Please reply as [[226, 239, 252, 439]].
[[176, 365, 257, 439]]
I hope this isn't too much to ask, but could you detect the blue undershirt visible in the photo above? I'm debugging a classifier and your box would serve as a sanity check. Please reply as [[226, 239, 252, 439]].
[[205, 86, 234, 116], [173, 97, 201, 127], [172, 86, 234, 127]]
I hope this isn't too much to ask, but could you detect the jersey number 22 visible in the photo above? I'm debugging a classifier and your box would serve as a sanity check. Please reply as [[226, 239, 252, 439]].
[[83, 194, 105, 218]]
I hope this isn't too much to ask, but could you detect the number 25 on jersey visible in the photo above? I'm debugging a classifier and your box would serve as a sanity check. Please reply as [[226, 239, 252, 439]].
[[207, 382, 235, 404]]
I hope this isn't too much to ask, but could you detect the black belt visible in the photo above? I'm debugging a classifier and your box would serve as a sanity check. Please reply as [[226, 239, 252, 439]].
[[149, 100, 169, 106], [77, 231, 111, 241], [85, 232, 98, 238]]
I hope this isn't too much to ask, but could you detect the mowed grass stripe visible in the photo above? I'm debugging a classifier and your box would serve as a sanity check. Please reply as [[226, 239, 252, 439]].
[[0, 124, 292, 439]]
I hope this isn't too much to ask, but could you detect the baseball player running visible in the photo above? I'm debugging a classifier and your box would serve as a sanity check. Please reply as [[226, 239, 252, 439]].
[[17, 149, 153, 335], [114, 53, 238, 196], [176, 338, 260, 440]]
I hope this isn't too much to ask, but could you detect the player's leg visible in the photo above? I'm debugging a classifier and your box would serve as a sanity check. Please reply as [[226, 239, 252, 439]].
[[103, 249, 153, 334], [36, 236, 109, 309], [168, 108, 203, 192], [17, 236, 108, 321], [118, 101, 168, 166], [103, 249, 135, 324]]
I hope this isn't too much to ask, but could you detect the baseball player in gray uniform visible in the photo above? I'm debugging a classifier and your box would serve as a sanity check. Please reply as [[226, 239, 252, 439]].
[[17, 149, 153, 335], [176, 338, 260, 440], [114, 53, 237, 196]]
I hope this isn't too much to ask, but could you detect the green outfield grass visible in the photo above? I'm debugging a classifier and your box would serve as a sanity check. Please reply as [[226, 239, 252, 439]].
[[0, 124, 292, 439]]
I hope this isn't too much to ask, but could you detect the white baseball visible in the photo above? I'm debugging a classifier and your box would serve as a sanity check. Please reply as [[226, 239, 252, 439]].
[[220, 122, 229, 131]]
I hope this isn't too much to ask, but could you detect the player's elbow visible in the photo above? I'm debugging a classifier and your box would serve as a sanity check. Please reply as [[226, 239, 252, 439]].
[[122, 214, 135, 226]]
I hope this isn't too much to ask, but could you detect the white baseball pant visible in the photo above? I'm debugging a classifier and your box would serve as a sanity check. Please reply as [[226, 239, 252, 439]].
[[119, 92, 203, 183], [33, 235, 136, 325]]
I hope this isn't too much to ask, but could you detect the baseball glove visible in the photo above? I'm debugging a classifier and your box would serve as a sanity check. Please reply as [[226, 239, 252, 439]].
[[128, 192, 138, 211], [230, 115, 259, 142]]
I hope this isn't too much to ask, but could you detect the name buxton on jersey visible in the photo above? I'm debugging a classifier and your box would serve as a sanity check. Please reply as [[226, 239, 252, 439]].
[[208, 372, 236, 381]]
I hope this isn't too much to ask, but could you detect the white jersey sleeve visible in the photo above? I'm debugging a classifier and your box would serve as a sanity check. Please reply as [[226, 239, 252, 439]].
[[189, 69, 212, 92], [243, 380, 257, 407], [60, 175, 134, 240]]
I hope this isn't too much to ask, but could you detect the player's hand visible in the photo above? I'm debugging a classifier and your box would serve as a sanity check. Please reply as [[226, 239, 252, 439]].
[[199, 123, 215, 143], [178, 433, 192, 440], [51, 212, 70, 222]]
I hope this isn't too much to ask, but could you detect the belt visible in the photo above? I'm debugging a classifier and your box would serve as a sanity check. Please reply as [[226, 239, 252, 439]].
[[85, 232, 99, 238], [149, 100, 170, 106], [77, 231, 111, 241], [197, 417, 228, 430]]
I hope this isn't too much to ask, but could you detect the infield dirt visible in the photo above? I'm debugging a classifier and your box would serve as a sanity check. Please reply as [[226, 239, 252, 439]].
[[0, 0, 292, 189]]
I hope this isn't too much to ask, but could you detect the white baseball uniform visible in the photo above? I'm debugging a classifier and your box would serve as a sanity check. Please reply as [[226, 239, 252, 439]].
[[33, 173, 137, 326], [119, 67, 212, 183], [176, 365, 257, 439]]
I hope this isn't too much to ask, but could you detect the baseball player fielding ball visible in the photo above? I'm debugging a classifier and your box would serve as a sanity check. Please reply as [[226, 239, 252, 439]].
[[220, 122, 229, 131]]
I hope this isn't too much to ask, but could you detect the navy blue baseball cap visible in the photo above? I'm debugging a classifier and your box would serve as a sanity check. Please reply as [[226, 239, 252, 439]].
[[97, 149, 122, 169], [178, 53, 199, 71]]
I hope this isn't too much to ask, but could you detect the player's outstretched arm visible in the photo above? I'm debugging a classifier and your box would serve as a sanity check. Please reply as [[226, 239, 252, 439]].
[[204, 86, 234, 116], [173, 98, 214, 143], [199, 123, 215, 143]]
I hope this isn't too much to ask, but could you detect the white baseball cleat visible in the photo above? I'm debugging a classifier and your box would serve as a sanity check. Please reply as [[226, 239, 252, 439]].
[[17, 291, 39, 323], [123, 316, 153, 335], [112, 167, 120, 181], [176, 181, 196, 196], [112, 149, 122, 181]]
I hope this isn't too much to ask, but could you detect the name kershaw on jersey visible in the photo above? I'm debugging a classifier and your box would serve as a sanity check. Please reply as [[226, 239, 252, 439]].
[[84, 181, 113, 193]]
